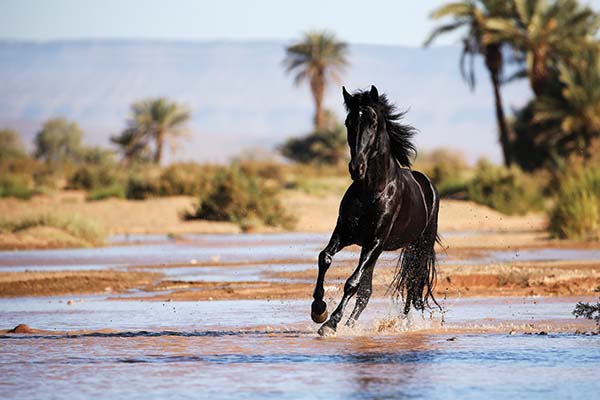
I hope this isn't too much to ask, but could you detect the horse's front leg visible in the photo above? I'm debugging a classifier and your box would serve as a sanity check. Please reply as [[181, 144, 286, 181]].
[[345, 263, 375, 328], [311, 226, 347, 323], [318, 239, 383, 336]]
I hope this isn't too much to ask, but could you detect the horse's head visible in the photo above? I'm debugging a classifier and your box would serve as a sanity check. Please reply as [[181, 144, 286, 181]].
[[343, 85, 381, 181]]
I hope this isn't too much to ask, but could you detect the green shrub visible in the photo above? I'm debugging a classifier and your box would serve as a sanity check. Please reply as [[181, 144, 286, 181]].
[[548, 156, 600, 240], [158, 163, 215, 196], [87, 184, 126, 201], [124, 163, 215, 199], [0, 174, 35, 199], [235, 158, 287, 185], [0, 129, 27, 162], [415, 148, 471, 198], [280, 124, 348, 166], [68, 165, 123, 190], [185, 166, 295, 229], [467, 159, 544, 215], [125, 173, 161, 200], [0, 213, 104, 245]]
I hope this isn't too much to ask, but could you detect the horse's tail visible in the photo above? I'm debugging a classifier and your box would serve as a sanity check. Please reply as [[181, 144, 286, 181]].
[[390, 200, 441, 314]]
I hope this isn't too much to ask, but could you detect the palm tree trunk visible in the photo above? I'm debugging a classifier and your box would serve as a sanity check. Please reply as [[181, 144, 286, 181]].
[[489, 72, 513, 167], [485, 45, 513, 167], [154, 130, 164, 164], [530, 49, 548, 97], [310, 70, 326, 130]]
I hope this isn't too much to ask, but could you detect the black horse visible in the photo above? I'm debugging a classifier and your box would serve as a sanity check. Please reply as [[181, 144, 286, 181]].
[[311, 85, 440, 336]]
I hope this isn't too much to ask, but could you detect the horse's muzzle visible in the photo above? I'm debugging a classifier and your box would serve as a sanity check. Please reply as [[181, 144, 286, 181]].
[[349, 161, 366, 181]]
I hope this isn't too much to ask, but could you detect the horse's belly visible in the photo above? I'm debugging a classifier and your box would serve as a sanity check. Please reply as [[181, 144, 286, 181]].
[[383, 199, 428, 250]]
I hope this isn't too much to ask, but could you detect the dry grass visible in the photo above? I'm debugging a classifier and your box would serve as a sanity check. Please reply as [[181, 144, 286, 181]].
[[0, 188, 546, 249]]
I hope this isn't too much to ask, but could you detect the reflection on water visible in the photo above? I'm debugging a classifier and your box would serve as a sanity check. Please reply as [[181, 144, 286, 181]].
[[1, 328, 598, 399], [1, 232, 599, 399], [463, 248, 600, 264], [1, 297, 599, 399]]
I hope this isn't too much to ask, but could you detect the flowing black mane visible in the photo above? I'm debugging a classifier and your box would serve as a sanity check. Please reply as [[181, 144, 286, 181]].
[[346, 90, 417, 168]]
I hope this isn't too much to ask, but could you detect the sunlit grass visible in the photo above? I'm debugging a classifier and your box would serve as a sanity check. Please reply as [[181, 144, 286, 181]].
[[0, 213, 105, 245]]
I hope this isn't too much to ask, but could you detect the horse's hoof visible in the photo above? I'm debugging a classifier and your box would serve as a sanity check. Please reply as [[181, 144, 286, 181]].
[[318, 324, 336, 337], [311, 309, 328, 323], [311, 301, 327, 323]]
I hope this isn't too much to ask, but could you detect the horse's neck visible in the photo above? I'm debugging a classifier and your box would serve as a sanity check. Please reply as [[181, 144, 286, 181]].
[[364, 130, 396, 194]]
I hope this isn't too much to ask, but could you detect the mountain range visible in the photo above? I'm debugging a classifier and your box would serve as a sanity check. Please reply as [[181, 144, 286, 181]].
[[0, 39, 532, 163]]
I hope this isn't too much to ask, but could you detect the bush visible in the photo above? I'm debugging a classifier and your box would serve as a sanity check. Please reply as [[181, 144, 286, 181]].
[[467, 159, 544, 215], [125, 173, 161, 200], [87, 184, 126, 201], [124, 163, 215, 199], [234, 158, 287, 186], [0, 213, 105, 245], [185, 166, 295, 229], [415, 148, 471, 197], [280, 124, 348, 166], [158, 163, 215, 196], [0, 129, 27, 162], [68, 165, 122, 190], [548, 154, 600, 240], [0, 174, 35, 199]]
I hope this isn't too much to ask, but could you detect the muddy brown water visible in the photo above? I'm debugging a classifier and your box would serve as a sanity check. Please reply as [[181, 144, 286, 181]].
[[1, 233, 599, 399]]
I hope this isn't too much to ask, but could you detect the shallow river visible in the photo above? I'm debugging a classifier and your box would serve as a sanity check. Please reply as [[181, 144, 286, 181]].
[[1, 233, 599, 399]]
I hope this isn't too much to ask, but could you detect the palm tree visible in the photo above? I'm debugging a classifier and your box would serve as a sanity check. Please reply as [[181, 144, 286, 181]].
[[125, 98, 191, 164], [532, 47, 600, 156], [110, 127, 151, 164], [425, 0, 515, 166], [485, 0, 600, 96], [284, 30, 348, 131]]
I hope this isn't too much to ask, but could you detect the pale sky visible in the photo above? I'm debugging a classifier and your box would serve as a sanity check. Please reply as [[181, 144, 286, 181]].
[[1, 0, 466, 45]]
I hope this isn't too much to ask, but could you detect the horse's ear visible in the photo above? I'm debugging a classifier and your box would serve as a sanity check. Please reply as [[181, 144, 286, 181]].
[[342, 86, 353, 106], [369, 85, 379, 103]]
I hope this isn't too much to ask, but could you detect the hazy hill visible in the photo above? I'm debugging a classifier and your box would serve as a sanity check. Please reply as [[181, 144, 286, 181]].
[[0, 40, 531, 163]]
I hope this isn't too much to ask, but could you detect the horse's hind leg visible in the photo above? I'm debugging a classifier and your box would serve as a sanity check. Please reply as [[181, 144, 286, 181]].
[[345, 264, 375, 327], [311, 226, 348, 323]]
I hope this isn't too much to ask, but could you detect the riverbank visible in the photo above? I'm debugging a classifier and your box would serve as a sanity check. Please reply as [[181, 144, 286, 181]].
[[0, 189, 547, 250]]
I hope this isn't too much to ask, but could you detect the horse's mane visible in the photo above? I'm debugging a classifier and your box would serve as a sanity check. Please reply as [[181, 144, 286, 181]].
[[347, 90, 417, 168]]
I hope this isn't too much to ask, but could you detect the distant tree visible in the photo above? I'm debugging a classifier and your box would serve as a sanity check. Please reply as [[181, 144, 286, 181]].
[[122, 98, 191, 164], [280, 111, 348, 166], [425, 0, 515, 166], [284, 30, 348, 130], [0, 128, 26, 161], [80, 146, 116, 165], [111, 127, 152, 164], [34, 118, 84, 163], [532, 47, 600, 156], [485, 0, 600, 96]]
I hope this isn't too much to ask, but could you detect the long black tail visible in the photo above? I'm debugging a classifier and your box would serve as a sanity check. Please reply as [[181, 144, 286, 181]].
[[390, 203, 441, 314]]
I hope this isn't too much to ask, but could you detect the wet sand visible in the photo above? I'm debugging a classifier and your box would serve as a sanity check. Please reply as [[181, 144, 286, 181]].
[[0, 270, 162, 297], [1, 235, 598, 299], [109, 259, 600, 302]]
